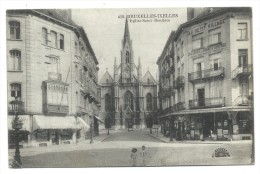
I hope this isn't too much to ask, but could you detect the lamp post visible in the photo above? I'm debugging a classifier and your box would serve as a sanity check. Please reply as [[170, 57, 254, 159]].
[[90, 119, 94, 144], [10, 96, 23, 166]]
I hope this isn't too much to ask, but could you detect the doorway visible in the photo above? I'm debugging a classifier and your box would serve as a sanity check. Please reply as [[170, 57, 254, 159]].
[[197, 88, 205, 107]]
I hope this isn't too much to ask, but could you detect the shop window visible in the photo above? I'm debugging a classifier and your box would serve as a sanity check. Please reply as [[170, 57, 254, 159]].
[[10, 83, 21, 99], [237, 23, 247, 40], [35, 130, 49, 142], [60, 130, 73, 140], [9, 50, 21, 70], [237, 113, 251, 134], [42, 28, 48, 45], [60, 34, 64, 50], [9, 21, 20, 39]]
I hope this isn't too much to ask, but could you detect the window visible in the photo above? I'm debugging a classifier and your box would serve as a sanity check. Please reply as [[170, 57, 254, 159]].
[[192, 38, 203, 49], [209, 80, 222, 98], [238, 49, 248, 67], [105, 94, 111, 111], [125, 91, 133, 110], [209, 53, 222, 70], [209, 33, 221, 45], [237, 23, 247, 40], [9, 50, 21, 70], [50, 31, 57, 48], [42, 28, 48, 45], [48, 56, 60, 73], [146, 93, 152, 111], [10, 83, 21, 99], [126, 51, 130, 63], [60, 34, 64, 50], [180, 41, 184, 57], [9, 21, 20, 39]]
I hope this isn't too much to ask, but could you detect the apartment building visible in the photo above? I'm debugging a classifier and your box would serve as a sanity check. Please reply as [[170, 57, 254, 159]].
[[157, 7, 253, 141], [7, 9, 101, 147]]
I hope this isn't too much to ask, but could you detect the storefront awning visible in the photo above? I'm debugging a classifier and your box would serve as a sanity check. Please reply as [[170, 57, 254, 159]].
[[94, 116, 104, 123], [8, 115, 31, 132], [33, 115, 89, 130], [158, 106, 252, 119]]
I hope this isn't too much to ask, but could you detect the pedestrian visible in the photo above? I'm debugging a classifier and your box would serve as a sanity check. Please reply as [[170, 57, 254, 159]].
[[130, 148, 138, 167], [140, 145, 150, 166]]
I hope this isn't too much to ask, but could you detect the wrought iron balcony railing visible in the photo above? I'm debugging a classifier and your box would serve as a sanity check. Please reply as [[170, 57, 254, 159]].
[[188, 67, 224, 82], [48, 72, 62, 81], [232, 64, 252, 79], [234, 95, 252, 106], [8, 100, 25, 115], [173, 76, 185, 89], [44, 104, 69, 114], [175, 102, 185, 111], [189, 97, 225, 109]]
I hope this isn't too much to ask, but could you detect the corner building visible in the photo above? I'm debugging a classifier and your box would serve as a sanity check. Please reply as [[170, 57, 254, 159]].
[[7, 9, 101, 148], [157, 8, 253, 141], [100, 19, 158, 129]]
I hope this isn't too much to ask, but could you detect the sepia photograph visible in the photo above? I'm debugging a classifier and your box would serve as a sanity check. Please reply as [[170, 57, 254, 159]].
[[1, 2, 258, 171]]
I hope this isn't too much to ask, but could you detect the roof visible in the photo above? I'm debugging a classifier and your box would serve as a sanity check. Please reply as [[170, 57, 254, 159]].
[[173, 7, 252, 41], [142, 71, 156, 84], [156, 31, 175, 65], [100, 71, 114, 84], [77, 27, 99, 65]]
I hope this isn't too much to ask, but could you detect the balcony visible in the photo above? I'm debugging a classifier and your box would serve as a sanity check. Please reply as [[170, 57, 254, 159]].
[[175, 102, 185, 111], [189, 97, 225, 109], [173, 76, 185, 89], [188, 67, 224, 83], [44, 104, 69, 115], [48, 72, 62, 81], [232, 64, 252, 79], [8, 100, 25, 115], [234, 95, 252, 106]]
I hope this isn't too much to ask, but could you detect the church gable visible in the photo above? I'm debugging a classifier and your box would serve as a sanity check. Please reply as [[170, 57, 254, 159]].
[[100, 71, 114, 84], [142, 71, 156, 84]]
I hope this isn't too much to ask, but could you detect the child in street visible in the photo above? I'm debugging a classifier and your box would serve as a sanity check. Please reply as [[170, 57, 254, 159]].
[[130, 148, 138, 167], [140, 145, 150, 166]]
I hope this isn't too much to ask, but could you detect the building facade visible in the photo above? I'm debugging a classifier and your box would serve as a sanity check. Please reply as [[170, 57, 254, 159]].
[[100, 19, 158, 129], [157, 7, 253, 141], [7, 9, 101, 148]]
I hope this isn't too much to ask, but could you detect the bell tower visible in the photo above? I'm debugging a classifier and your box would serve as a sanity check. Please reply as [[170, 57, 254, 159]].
[[120, 18, 134, 83]]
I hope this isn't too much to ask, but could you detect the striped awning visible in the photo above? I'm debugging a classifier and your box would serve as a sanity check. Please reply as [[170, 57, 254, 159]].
[[33, 115, 89, 130], [8, 115, 31, 132]]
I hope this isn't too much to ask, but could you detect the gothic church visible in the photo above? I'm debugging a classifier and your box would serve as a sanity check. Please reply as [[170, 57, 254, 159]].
[[100, 19, 157, 129]]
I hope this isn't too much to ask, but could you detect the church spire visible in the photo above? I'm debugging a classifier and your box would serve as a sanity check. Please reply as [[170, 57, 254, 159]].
[[123, 18, 130, 45]]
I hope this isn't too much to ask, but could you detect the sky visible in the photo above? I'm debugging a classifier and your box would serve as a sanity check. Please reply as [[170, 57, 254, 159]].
[[72, 8, 187, 81]]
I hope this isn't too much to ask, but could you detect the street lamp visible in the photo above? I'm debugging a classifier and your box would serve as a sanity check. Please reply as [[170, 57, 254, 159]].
[[10, 96, 23, 166]]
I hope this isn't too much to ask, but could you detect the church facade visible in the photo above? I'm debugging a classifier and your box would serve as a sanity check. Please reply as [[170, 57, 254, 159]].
[[100, 19, 158, 129]]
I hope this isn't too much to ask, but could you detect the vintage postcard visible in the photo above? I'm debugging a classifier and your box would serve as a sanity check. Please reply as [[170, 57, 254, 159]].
[[4, 6, 255, 169]]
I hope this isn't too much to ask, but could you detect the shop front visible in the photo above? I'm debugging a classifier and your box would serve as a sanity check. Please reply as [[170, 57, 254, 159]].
[[160, 107, 252, 141], [31, 115, 88, 147]]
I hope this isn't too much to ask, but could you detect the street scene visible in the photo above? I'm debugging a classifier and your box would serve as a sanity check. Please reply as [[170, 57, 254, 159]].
[[6, 7, 254, 168], [9, 129, 252, 167]]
